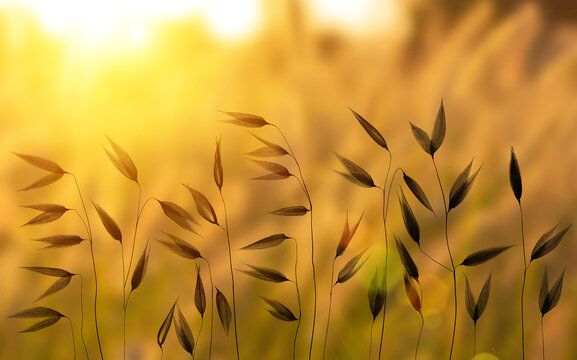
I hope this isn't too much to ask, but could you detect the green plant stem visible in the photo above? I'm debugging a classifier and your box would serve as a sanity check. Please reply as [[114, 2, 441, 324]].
[[273, 124, 318, 360], [378, 155, 401, 360], [473, 322, 477, 358], [218, 189, 240, 360], [518, 201, 527, 360], [71, 174, 103, 360], [541, 316, 545, 360], [203, 258, 214, 359], [368, 321, 374, 360], [293, 238, 302, 360], [322, 257, 337, 360], [431, 157, 457, 360], [66, 316, 77, 360], [77, 274, 89, 360]]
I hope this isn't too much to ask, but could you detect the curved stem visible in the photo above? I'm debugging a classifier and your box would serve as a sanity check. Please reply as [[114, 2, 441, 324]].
[[322, 257, 336, 360], [518, 201, 527, 360], [369, 321, 374, 360], [378, 154, 400, 360], [431, 157, 457, 360], [160, 347, 164, 360], [416, 313, 424, 360], [419, 246, 452, 272], [219, 189, 240, 360], [203, 258, 214, 359], [70, 174, 103, 360], [473, 322, 477, 357], [124, 185, 143, 286], [66, 316, 77, 360], [273, 124, 317, 360], [293, 238, 302, 360], [194, 315, 204, 358], [541, 316, 545, 360], [77, 275, 89, 360]]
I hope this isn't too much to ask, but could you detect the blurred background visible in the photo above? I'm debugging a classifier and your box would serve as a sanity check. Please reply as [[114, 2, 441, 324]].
[[1, 0, 577, 358]]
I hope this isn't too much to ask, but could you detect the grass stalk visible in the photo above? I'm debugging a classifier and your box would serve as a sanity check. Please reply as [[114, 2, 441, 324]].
[[541, 316, 545, 360], [218, 189, 240, 360], [322, 257, 336, 359], [66, 315, 77, 360], [203, 258, 214, 359], [71, 174, 104, 360], [293, 238, 302, 360], [77, 274, 89, 359], [416, 313, 424, 360], [518, 201, 527, 359], [473, 322, 477, 358]]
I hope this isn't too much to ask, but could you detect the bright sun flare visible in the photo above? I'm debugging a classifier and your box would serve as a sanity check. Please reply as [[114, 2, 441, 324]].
[[0, 0, 261, 44]]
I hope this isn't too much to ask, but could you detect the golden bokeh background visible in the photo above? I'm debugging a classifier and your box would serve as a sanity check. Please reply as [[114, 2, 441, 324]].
[[1, 0, 577, 359]]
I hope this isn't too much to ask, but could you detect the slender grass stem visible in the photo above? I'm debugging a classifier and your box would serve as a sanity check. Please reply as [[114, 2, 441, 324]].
[[194, 315, 204, 358], [203, 258, 214, 359], [322, 257, 337, 360], [473, 322, 477, 358], [419, 246, 452, 272], [77, 275, 89, 360], [416, 313, 424, 360], [541, 316, 545, 360], [218, 189, 240, 360], [160, 347, 164, 360], [121, 242, 127, 360], [71, 174, 103, 360], [293, 238, 302, 360], [273, 124, 318, 360], [368, 321, 374, 360], [431, 157, 457, 360], [518, 201, 527, 360], [124, 185, 142, 287], [66, 316, 77, 360]]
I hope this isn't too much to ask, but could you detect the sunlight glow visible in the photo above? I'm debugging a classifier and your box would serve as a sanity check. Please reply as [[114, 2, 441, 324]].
[[312, 0, 400, 32]]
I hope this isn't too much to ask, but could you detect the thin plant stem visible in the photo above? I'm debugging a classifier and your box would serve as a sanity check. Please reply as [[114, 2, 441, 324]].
[[369, 321, 374, 360], [322, 257, 337, 360], [121, 242, 127, 360], [203, 258, 214, 359], [431, 157, 457, 360], [293, 238, 302, 360], [416, 313, 424, 360], [194, 315, 204, 358], [218, 189, 240, 360], [124, 185, 142, 286], [272, 124, 318, 360], [518, 201, 527, 360], [66, 316, 77, 360], [71, 174, 103, 360], [160, 347, 164, 360], [541, 316, 545, 360], [77, 274, 89, 360], [473, 322, 477, 358], [419, 246, 452, 272]]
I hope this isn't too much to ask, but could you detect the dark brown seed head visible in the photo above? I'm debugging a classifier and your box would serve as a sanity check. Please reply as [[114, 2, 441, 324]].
[[509, 147, 522, 202]]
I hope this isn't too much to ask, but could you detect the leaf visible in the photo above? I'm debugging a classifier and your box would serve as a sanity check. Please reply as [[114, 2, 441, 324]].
[[402, 172, 434, 214], [35, 276, 72, 302], [539, 268, 549, 315], [395, 236, 419, 282], [430, 100, 446, 154], [131, 244, 150, 292], [336, 211, 363, 258], [460, 246, 513, 266], [92, 202, 122, 243], [104, 136, 138, 183], [248, 133, 289, 157], [349, 108, 388, 150], [239, 264, 290, 283], [409, 123, 431, 155], [214, 138, 224, 190], [19, 173, 64, 191], [157, 200, 198, 233], [333, 152, 376, 188], [184, 185, 219, 225], [9, 307, 63, 318], [464, 276, 476, 322], [403, 273, 421, 313], [475, 274, 491, 321], [270, 206, 309, 216], [156, 232, 202, 260], [448, 160, 482, 211], [14, 153, 65, 174], [241, 234, 291, 250], [216, 287, 232, 334], [336, 250, 369, 284], [195, 264, 206, 316], [262, 297, 297, 321], [174, 304, 195, 355], [368, 270, 385, 321], [509, 147, 522, 202], [221, 111, 269, 127], [21, 267, 74, 277], [157, 301, 176, 349], [540, 269, 565, 315], [530, 225, 571, 261], [34, 235, 84, 249], [22, 204, 69, 226], [251, 160, 291, 180], [398, 190, 420, 245], [19, 316, 62, 333]]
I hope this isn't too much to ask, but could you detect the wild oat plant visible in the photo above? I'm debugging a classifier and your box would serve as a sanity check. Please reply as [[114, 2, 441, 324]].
[[10, 103, 571, 359]]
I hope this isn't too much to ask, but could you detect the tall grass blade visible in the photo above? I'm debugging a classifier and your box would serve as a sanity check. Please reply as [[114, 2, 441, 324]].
[[157, 301, 176, 349], [262, 297, 297, 321], [241, 234, 291, 250], [195, 264, 206, 316], [398, 190, 420, 245], [248, 133, 289, 157], [92, 202, 122, 242], [460, 246, 513, 266], [430, 100, 446, 154], [239, 264, 290, 283], [175, 304, 195, 356], [14, 153, 66, 173], [395, 236, 419, 281], [335, 250, 369, 284], [368, 270, 385, 320], [333, 152, 376, 188], [349, 108, 388, 149], [402, 172, 434, 214], [216, 287, 232, 334], [104, 136, 138, 183], [157, 200, 198, 232], [21, 267, 74, 277], [35, 276, 72, 302], [131, 244, 150, 292], [33, 235, 84, 249], [19, 173, 64, 191], [184, 185, 219, 225], [403, 274, 421, 313], [409, 123, 431, 155], [531, 225, 571, 261]]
